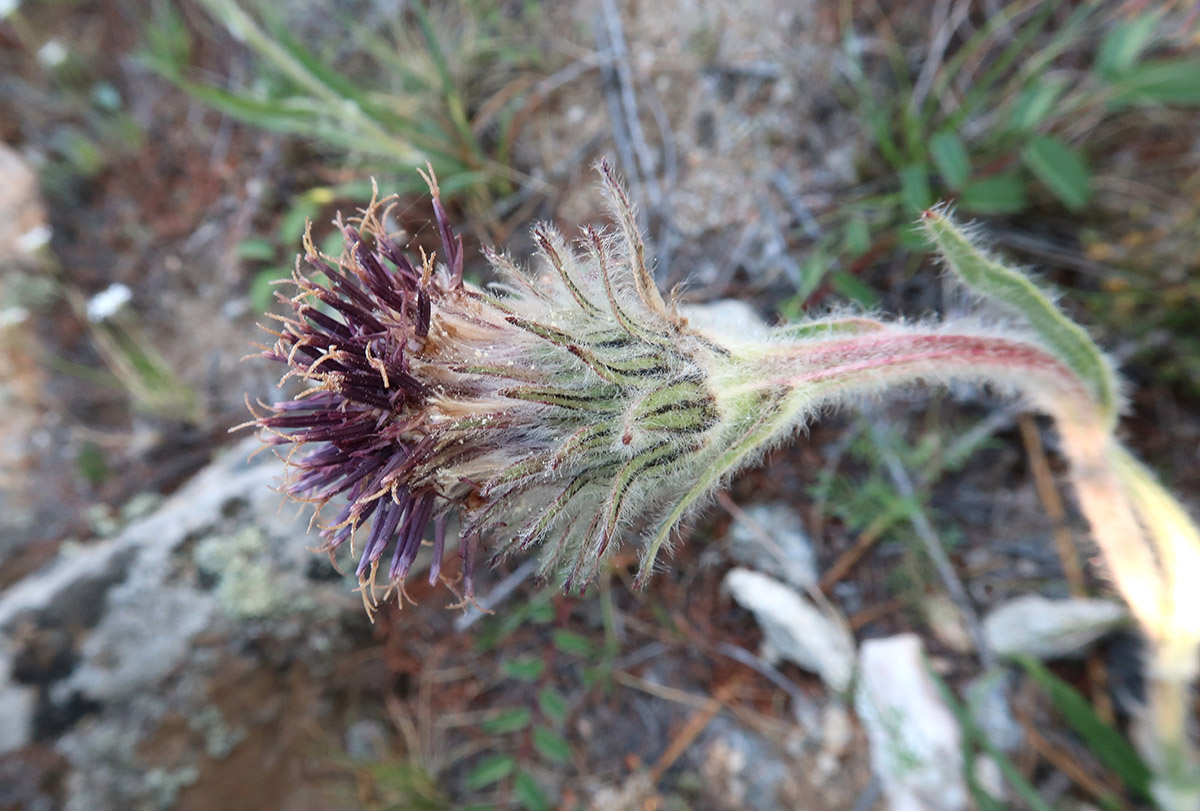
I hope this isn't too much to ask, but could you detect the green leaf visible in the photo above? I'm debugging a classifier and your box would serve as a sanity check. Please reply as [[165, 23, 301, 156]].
[[278, 199, 321, 247], [897, 223, 930, 250], [1015, 656, 1152, 798], [1021, 136, 1091, 212], [551, 630, 595, 658], [796, 245, 833, 302], [1108, 59, 1200, 106], [482, 707, 532, 735], [250, 267, 288, 314], [830, 271, 880, 307], [537, 688, 568, 724], [464, 754, 516, 791], [237, 238, 277, 262], [501, 657, 544, 681], [532, 726, 572, 764], [77, 443, 109, 486], [920, 209, 1118, 424], [1095, 14, 1160, 79], [929, 131, 970, 189], [513, 771, 551, 811], [1007, 80, 1066, 132], [899, 164, 933, 215], [842, 216, 871, 258], [960, 174, 1028, 214], [320, 230, 346, 259]]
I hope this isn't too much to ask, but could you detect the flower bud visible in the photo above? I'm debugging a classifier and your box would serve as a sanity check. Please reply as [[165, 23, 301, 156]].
[[252, 163, 744, 605]]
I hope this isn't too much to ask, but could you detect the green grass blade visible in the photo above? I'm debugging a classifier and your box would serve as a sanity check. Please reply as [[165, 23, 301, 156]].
[[1095, 13, 1162, 80], [1107, 59, 1200, 107], [1016, 655, 1152, 799], [929, 669, 1055, 811]]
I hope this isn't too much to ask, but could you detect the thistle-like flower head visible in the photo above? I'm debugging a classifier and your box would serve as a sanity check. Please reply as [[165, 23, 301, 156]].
[[253, 162, 1131, 615], [254, 162, 743, 604]]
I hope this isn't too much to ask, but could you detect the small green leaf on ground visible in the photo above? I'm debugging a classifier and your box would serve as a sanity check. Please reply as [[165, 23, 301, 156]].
[[482, 707, 532, 735], [513, 771, 551, 811], [830, 271, 880, 308], [501, 657, 544, 681], [842, 216, 871, 258], [960, 174, 1028, 214], [538, 687, 568, 723], [929, 131, 970, 189], [250, 267, 288, 313], [464, 754, 516, 791], [1008, 80, 1066, 132], [899, 164, 933, 214], [532, 726, 572, 764], [1021, 135, 1091, 211], [551, 630, 595, 658], [237, 238, 277, 262]]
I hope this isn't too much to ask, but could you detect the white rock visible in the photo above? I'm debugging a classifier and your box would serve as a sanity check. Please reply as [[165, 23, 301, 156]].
[[984, 595, 1127, 660], [974, 755, 1007, 802], [0, 683, 35, 752], [85, 283, 132, 322], [856, 634, 968, 811], [680, 299, 769, 343], [724, 568, 855, 693], [966, 669, 1022, 753], [727, 503, 818, 590], [37, 39, 68, 68]]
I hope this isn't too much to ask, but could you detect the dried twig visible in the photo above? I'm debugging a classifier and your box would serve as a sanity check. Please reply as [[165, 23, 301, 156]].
[[453, 558, 538, 631]]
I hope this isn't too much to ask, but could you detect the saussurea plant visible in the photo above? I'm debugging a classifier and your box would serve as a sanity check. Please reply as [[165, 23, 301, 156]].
[[248, 162, 1200, 806]]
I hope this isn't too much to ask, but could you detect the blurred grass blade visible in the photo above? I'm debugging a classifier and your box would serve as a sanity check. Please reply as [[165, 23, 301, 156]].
[[256, 11, 422, 135], [409, 0, 485, 167], [1095, 14, 1162, 80], [930, 669, 1054, 811], [921, 208, 1117, 423], [1016, 655, 1152, 799], [1107, 59, 1200, 107], [194, 0, 343, 106], [1021, 135, 1091, 212], [930, 131, 970, 189]]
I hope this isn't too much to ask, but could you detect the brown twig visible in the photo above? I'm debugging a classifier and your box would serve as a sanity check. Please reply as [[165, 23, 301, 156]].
[[647, 674, 746, 785], [1015, 700, 1129, 809], [819, 501, 907, 594], [847, 596, 908, 631]]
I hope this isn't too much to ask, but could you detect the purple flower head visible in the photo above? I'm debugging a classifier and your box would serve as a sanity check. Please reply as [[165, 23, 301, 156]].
[[250, 163, 731, 611]]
